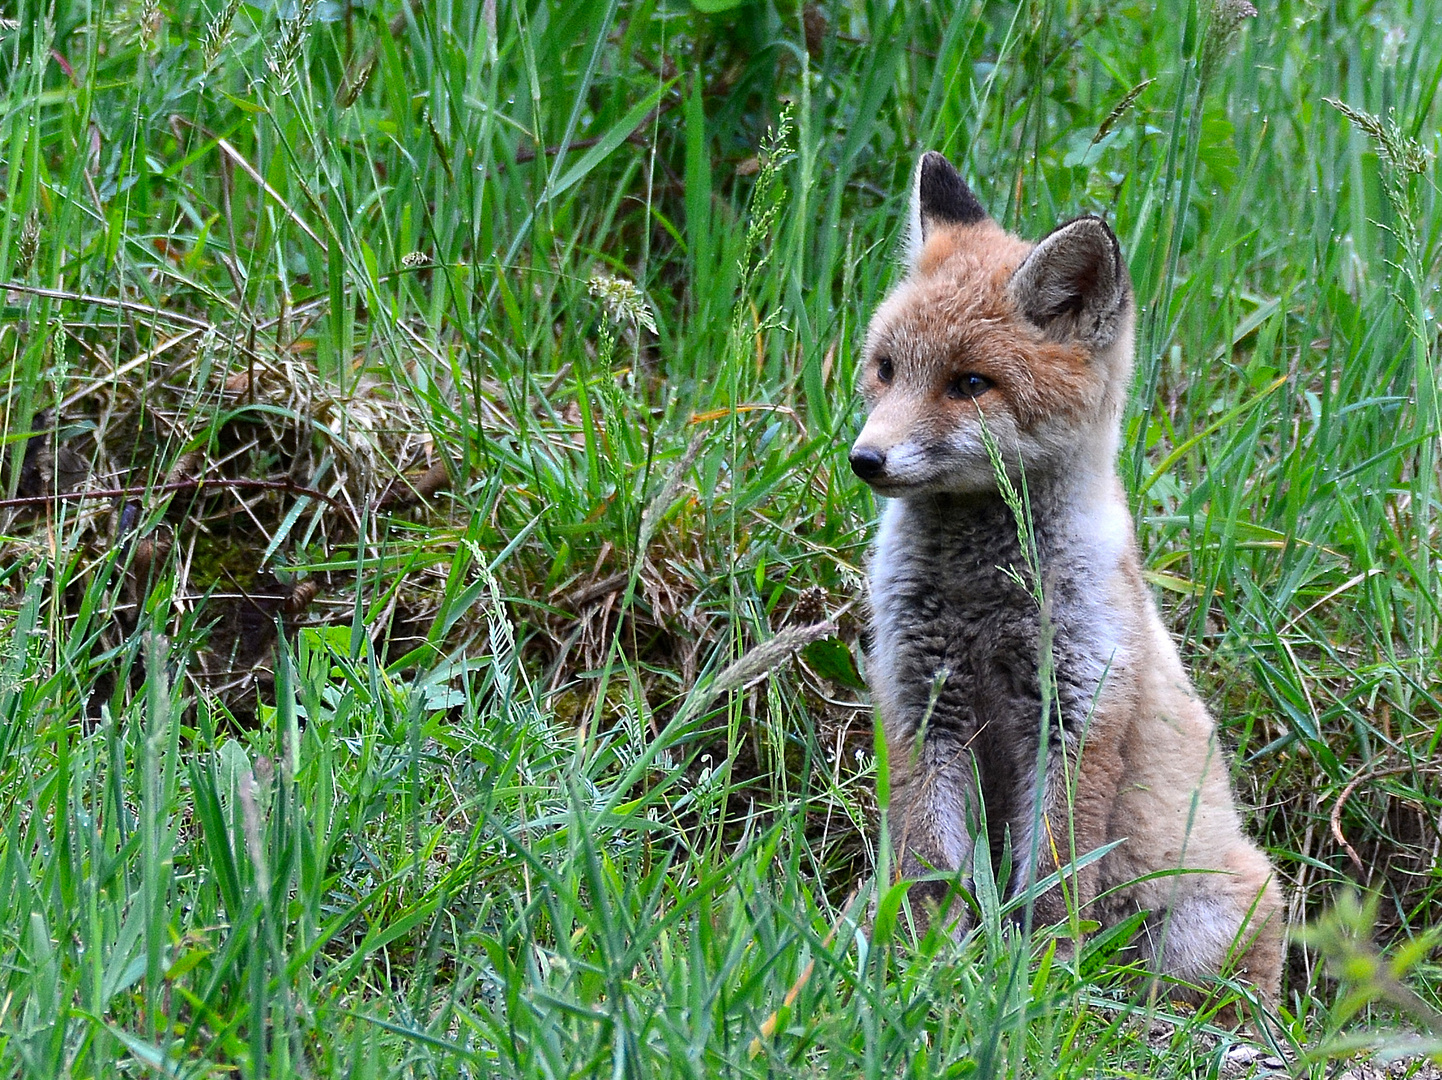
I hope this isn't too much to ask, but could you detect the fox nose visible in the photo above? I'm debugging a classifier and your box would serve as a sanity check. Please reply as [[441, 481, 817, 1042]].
[[849, 446, 886, 481]]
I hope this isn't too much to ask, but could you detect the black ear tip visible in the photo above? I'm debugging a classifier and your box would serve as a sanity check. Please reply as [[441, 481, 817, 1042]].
[[1046, 215, 1123, 266], [916, 151, 961, 194], [917, 151, 986, 228], [1078, 215, 1125, 277], [919, 150, 955, 175], [1062, 214, 1114, 241]]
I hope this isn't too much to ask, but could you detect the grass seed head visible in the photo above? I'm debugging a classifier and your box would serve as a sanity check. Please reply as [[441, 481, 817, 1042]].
[[1324, 99, 1432, 177], [588, 273, 657, 335], [265, 0, 316, 97], [202, 0, 242, 71], [16, 210, 40, 274], [138, 0, 163, 47], [1200, 0, 1257, 90]]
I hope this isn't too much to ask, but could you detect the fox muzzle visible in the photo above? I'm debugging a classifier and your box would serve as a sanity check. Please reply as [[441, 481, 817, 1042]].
[[849, 445, 886, 481]]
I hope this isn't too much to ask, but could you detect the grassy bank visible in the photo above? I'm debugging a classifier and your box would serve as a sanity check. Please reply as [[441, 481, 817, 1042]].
[[0, 0, 1439, 1074]]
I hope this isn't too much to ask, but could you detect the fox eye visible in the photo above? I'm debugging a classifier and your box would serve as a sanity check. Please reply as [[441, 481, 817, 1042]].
[[947, 373, 993, 400], [876, 356, 894, 384]]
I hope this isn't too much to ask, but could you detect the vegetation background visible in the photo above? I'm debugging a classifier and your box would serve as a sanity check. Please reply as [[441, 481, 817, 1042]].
[[0, 0, 1439, 1074]]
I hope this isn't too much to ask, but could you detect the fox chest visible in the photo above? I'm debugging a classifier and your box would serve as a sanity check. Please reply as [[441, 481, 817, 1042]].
[[867, 502, 1112, 745]]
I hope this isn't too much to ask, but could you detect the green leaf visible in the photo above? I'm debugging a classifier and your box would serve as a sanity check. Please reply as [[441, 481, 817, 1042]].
[[803, 637, 865, 690], [1199, 108, 1240, 192], [872, 878, 911, 946], [219, 90, 268, 114]]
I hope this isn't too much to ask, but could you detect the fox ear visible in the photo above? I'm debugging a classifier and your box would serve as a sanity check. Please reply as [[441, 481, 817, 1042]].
[[1009, 216, 1130, 349], [907, 151, 987, 266]]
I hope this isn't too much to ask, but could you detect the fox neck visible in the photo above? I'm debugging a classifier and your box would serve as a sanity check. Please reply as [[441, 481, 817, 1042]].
[[887, 437, 1129, 572]]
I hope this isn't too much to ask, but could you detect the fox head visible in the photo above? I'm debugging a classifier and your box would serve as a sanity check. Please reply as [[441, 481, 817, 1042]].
[[850, 152, 1135, 496]]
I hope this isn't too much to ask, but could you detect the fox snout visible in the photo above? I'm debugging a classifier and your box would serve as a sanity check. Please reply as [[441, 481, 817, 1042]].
[[849, 444, 886, 481], [851, 404, 909, 486]]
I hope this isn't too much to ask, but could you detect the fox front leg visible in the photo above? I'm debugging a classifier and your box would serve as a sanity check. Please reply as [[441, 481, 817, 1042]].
[[886, 728, 983, 935], [1024, 729, 1125, 931]]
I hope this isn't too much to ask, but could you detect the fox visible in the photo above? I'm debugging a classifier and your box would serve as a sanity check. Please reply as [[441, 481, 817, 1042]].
[[850, 151, 1283, 1006]]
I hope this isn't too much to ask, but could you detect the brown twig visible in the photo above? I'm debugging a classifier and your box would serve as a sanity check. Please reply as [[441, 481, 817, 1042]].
[[1, 282, 212, 330], [514, 133, 609, 165], [0, 476, 342, 511], [1330, 764, 1424, 871], [563, 572, 629, 609]]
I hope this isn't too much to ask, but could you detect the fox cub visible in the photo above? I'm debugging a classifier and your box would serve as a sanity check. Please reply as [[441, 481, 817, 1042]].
[[851, 152, 1282, 1003]]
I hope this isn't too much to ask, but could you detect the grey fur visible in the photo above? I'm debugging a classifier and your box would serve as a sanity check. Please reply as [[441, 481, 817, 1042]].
[[872, 485, 1116, 925]]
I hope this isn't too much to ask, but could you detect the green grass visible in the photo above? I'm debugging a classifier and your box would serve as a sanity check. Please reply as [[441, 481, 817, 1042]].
[[0, 0, 1440, 1074]]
